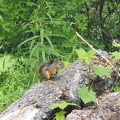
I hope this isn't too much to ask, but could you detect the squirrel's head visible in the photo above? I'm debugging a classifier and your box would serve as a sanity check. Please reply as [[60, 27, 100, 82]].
[[53, 59, 64, 69]]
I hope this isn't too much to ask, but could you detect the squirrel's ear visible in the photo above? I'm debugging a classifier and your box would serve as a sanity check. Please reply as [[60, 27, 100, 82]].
[[54, 58, 59, 63]]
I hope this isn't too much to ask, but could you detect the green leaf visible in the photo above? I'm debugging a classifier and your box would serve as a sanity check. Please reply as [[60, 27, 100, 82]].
[[78, 87, 96, 104], [0, 55, 16, 72], [0, 15, 3, 22], [45, 36, 54, 50], [41, 48, 46, 62], [114, 85, 120, 92], [113, 43, 120, 48], [54, 111, 66, 120], [76, 49, 97, 65], [110, 52, 120, 60], [50, 102, 77, 110], [92, 66, 113, 79], [75, 49, 87, 59], [18, 36, 39, 48], [87, 50, 97, 59], [85, 57, 91, 65], [30, 43, 39, 59], [40, 28, 44, 45]]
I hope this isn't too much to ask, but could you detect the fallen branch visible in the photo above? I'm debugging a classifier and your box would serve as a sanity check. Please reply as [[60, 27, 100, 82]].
[[76, 32, 120, 76]]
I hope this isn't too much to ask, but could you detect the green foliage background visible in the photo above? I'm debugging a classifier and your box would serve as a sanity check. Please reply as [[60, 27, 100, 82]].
[[0, 0, 120, 110]]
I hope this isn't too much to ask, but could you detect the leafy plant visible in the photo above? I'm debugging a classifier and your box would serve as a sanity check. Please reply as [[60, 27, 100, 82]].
[[0, 54, 39, 110], [110, 52, 120, 60], [110, 46, 120, 92], [76, 49, 97, 65], [92, 66, 113, 79], [0, 55, 16, 73], [50, 102, 77, 120], [112, 43, 120, 48], [76, 49, 97, 88], [76, 49, 97, 104], [78, 86, 96, 104], [54, 111, 66, 120]]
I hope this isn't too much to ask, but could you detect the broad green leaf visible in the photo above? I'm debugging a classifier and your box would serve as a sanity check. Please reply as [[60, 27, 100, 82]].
[[75, 49, 87, 60], [87, 50, 97, 59], [110, 52, 120, 60], [85, 57, 91, 65], [54, 111, 66, 120], [113, 43, 120, 48], [51, 102, 77, 110], [76, 49, 97, 65], [78, 87, 96, 104], [92, 66, 113, 79]]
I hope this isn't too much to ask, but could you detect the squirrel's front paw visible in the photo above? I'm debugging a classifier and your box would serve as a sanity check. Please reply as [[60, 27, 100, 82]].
[[47, 80, 53, 83]]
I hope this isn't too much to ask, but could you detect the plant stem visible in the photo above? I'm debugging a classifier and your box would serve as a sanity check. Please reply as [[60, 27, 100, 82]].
[[87, 64, 91, 90]]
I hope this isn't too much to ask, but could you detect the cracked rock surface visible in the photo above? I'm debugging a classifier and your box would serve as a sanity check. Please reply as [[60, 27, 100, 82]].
[[66, 92, 120, 120]]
